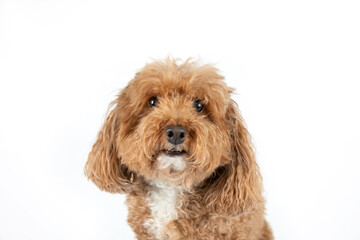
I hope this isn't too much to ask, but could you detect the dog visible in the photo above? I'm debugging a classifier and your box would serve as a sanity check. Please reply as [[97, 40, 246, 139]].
[[85, 57, 273, 240]]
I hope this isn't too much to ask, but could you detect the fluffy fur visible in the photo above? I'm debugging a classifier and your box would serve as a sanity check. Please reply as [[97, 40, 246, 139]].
[[85, 57, 273, 240]]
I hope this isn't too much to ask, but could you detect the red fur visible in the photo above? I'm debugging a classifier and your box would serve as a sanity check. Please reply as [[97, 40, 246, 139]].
[[85, 57, 273, 239]]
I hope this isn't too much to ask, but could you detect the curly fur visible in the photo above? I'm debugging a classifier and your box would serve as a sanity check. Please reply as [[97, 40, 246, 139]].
[[85, 57, 273, 240]]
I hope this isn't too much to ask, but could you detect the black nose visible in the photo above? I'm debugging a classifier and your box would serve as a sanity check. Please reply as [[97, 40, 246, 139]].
[[165, 125, 187, 145]]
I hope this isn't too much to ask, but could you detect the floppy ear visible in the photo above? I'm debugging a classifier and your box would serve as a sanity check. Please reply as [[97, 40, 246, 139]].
[[202, 100, 263, 215], [84, 97, 137, 193]]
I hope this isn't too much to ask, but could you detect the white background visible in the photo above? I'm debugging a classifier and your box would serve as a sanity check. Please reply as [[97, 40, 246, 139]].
[[1, 0, 359, 239]]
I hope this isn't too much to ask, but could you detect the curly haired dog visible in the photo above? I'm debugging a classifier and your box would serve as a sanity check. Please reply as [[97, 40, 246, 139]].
[[85, 58, 273, 240]]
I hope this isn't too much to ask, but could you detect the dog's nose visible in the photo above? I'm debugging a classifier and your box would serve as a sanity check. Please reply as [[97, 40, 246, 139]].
[[165, 125, 187, 145]]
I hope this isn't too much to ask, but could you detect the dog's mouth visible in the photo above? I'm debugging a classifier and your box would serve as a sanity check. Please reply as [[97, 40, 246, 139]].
[[162, 149, 186, 156], [157, 148, 188, 172]]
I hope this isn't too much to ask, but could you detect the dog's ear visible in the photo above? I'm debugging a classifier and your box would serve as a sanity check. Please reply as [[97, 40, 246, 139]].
[[202, 99, 262, 215], [84, 95, 136, 193]]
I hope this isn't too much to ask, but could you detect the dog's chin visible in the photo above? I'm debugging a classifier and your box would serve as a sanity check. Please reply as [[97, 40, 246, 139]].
[[156, 150, 187, 172], [147, 151, 187, 186], [139, 148, 189, 185]]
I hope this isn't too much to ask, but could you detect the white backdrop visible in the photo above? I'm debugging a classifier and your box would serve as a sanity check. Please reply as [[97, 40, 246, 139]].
[[1, 0, 359, 239]]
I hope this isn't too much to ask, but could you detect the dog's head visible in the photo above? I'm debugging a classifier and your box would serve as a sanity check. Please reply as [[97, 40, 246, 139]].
[[85, 58, 262, 215]]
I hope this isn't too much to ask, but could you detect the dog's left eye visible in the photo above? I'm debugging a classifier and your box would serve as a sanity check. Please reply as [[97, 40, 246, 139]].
[[148, 96, 159, 108], [194, 99, 204, 113]]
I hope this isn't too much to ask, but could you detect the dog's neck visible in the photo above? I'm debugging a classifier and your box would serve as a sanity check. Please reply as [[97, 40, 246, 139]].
[[144, 180, 184, 240]]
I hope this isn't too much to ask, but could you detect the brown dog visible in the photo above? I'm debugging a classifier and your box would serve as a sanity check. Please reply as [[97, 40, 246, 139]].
[[85, 57, 273, 240]]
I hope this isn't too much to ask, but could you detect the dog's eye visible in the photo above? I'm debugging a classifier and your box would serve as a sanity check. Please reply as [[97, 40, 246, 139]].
[[194, 99, 204, 113], [148, 96, 158, 108]]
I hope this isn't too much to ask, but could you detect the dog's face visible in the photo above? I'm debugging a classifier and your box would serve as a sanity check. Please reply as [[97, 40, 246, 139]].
[[116, 60, 232, 187], [85, 58, 262, 215]]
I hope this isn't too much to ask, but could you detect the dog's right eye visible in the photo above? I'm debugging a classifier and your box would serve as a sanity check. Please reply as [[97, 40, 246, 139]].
[[194, 99, 204, 113], [148, 96, 159, 108]]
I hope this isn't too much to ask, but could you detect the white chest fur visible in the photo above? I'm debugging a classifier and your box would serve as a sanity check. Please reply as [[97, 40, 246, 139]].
[[144, 181, 183, 240]]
